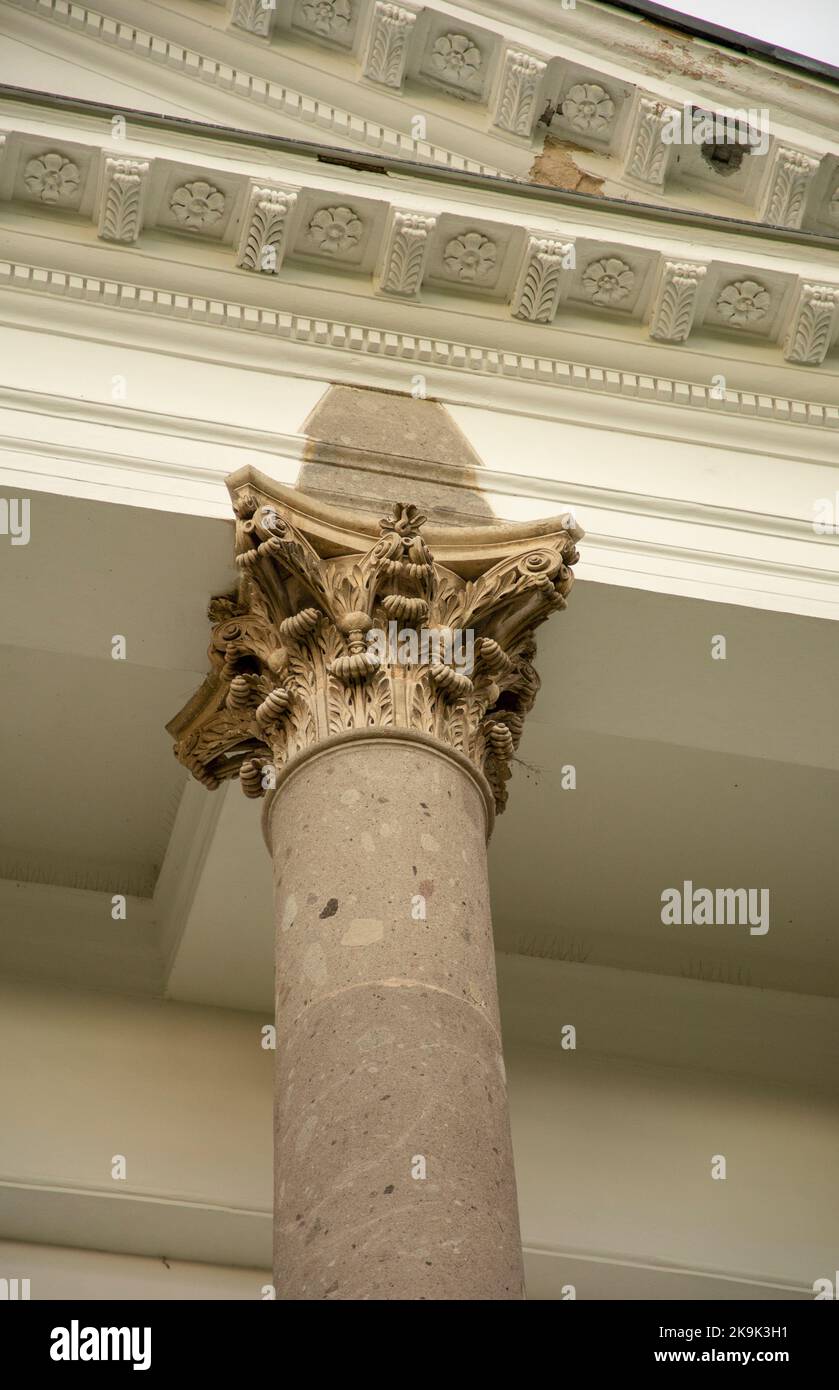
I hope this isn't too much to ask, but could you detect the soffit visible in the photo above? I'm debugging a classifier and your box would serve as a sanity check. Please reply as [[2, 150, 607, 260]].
[[0, 488, 233, 895], [1, 489, 836, 1015]]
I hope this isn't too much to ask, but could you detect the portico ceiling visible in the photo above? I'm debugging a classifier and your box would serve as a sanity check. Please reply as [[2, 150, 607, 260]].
[[1, 485, 837, 1039]]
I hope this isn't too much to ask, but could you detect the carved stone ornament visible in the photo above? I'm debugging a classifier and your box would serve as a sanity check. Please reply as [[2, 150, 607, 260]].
[[170, 180, 226, 230], [762, 146, 818, 229], [443, 231, 497, 282], [299, 0, 352, 39], [236, 186, 298, 273], [784, 283, 839, 365], [98, 157, 150, 243], [230, 0, 275, 37], [626, 97, 676, 187], [307, 205, 363, 255], [561, 83, 615, 136], [379, 211, 436, 296], [363, 3, 417, 88], [431, 33, 482, 85], [511, 236, 572, 322], [167, 471, 582, 814], [582, 256, 635, 306], [24, 151, 81, 204], [716, 278, 771, 326], [493, 48, 547, 136], [648, 260, 707, 343]]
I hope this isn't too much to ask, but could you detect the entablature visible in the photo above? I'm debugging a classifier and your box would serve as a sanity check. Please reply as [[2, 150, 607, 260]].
[[1, 103, 839, 369], [4, 0, 839, 229]]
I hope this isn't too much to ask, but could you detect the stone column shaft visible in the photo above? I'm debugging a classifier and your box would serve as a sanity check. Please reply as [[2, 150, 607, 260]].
[[268, 735, 522, 1299], [167, 470, 582, 1300]]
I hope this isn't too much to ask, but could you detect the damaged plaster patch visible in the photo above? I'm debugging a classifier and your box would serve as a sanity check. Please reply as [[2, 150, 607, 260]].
[[529, 137, 606, 195]]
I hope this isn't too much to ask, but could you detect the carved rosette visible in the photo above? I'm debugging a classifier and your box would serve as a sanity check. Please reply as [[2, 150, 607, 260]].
[[167, 472, 582, 815]]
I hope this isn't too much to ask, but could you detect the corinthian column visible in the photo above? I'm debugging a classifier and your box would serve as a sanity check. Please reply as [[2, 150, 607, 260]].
[[168, 469, 582, 1301]]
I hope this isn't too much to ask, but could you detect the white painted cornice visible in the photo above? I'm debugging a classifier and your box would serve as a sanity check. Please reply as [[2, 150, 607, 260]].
[[451, 0, 839, 134], [6, 0, 839, 228], [2, 0, 504, 175], [0, 95, 836, 622], [3, 258, 838, 429], [1, 347, 837, 623], [1, 107, 838, 369]]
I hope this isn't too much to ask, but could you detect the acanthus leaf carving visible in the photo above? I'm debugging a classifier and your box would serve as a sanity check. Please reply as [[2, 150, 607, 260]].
[[167, 476, 583, 815], [97, 157, 151, 244], [363, 2, 417, 88], [236, 185, 298, 273], [511, 236, 573, 323], [763, 146, 819, 230], [493, 48, 548, 137], [379, 210, 436, 296], [626, 97, 677, 188], [648, 260, 708, 343], [784, 282, 839, 365], [230, 0, 276, 38]]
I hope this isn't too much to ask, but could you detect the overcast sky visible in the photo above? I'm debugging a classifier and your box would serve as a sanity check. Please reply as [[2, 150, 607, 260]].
[[650, 0, 839, 65]]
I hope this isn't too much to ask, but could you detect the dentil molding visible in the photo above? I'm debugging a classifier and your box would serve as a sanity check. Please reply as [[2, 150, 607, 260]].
[[2, 258, 838, 430]]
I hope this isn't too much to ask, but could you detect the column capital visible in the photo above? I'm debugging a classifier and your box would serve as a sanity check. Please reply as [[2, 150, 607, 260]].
[[167, 469, 582, 815]]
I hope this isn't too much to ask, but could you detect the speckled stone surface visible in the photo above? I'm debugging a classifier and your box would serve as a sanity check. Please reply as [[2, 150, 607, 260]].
[[268, 736, 524, 1300]]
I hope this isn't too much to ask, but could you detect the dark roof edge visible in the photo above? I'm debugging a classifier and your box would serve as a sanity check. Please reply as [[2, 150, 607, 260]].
[[605, 0, 839, 85], [2, 83, 838, 251]]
